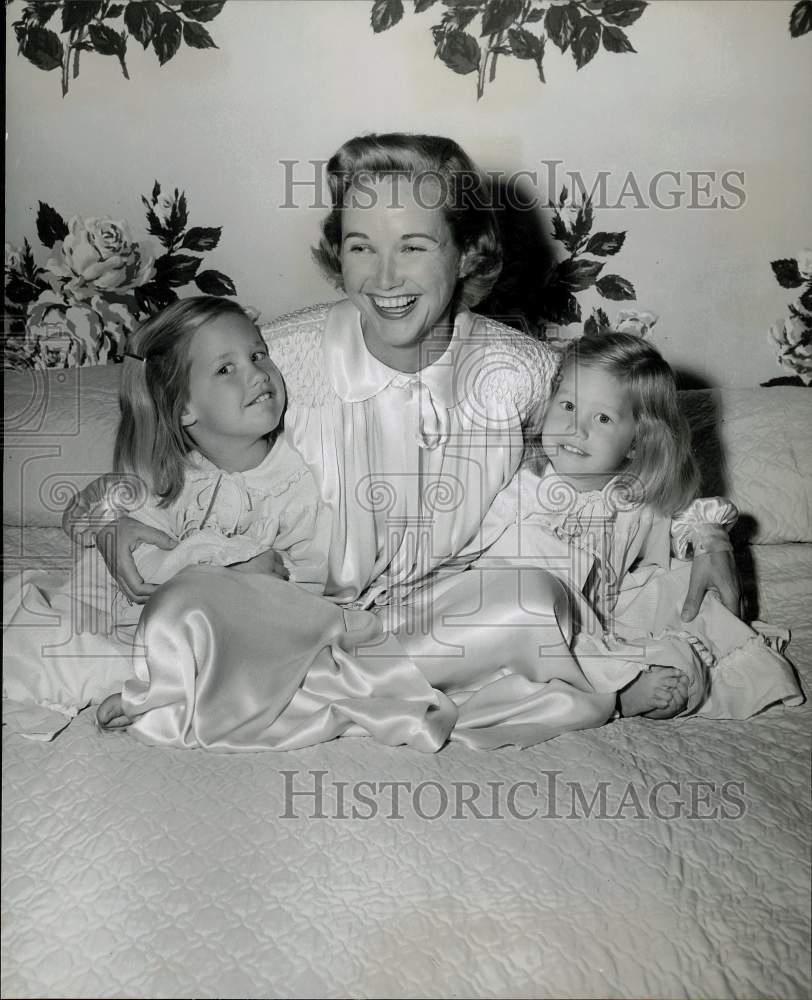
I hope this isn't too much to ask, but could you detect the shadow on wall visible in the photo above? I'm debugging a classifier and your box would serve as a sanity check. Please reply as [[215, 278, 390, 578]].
[[478, 174, 556, 338]]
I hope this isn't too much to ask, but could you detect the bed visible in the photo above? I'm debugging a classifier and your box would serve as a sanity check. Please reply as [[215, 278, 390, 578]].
[[3, 365, 811, 999]]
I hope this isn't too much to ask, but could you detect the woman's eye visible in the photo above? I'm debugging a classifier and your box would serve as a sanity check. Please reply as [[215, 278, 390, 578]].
[[560, 400, 575, 411], [216, 364, 233, 376], [347, 244, 370, 254], [402, 245, 427, 254], [252, 351, 268, 362]]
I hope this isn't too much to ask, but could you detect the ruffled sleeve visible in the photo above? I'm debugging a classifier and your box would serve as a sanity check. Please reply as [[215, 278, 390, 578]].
[[670, 497, 739, 558]]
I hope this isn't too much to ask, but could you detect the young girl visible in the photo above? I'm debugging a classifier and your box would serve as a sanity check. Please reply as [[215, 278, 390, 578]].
[[483, 333, 803, 722], [4, 297, 452, 750]]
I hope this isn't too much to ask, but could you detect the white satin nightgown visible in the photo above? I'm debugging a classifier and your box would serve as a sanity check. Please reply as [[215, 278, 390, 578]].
[[480, 465, 803, 719], [3, 437, 338, 739], [116, 300, 619, 751]]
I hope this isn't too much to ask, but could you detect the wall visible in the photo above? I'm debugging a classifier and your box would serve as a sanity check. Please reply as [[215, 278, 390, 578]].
[[5, 0, 811, 386]]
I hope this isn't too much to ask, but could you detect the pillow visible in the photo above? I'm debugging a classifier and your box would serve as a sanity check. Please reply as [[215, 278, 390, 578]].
[[4, 370, 810, 544], [4, 365, 119, 528], [679, 388, 812, 544]]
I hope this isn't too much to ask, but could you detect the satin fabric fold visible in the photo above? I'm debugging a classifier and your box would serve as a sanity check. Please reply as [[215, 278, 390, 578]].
[[119, 564, 616, 753], [120, 567, 458, 752], [105, 303, 619, 752]]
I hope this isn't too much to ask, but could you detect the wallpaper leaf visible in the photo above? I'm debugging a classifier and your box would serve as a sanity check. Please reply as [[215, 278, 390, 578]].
[[19, 25, 63, 71], [12, 0, 225, 96], [771, 258, 804, 288], [481, 0, 523, 37], [595, 274, 636, 300], [36, 202, 69, 248], [601, 24, 635, 53], [373, 0, 646, 96], [124, 1, 158, 48], [585, 231, 626, 256], [195, 269, 237, 296], [182, 227, 222, 252], [571, 17, 602, 69], [371, 0, 404, 32], [61, 1, 100, 32], [183, 20, 217, 49], [789, 0, 812, 37], [182, 0, 226, 21], [601, 0, 647, 26], [154, 11, 183, 65], [437, 29, 481, 74]]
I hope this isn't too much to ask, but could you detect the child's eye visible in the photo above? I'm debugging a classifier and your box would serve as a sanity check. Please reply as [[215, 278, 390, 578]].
[[252, 350, 268, 362], [216, 363, 234, 376], [596, 413, 613, 424], [559, 400, 575, 412]]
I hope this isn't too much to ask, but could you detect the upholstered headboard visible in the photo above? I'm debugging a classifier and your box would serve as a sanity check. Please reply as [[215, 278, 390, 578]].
[[4, 366, 811, 543]]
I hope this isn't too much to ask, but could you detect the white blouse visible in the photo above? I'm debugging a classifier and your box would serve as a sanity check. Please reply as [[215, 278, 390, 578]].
[[263, 299, 558, 608]]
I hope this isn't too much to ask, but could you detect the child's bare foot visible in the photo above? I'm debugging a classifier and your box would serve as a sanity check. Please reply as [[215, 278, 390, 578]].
[[619, 667, 689, 719], [96, 693, 131, 731], [643, 669, 690, 719]]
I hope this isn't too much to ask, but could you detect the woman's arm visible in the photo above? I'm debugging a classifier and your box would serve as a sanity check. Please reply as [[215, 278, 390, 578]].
[[671, 498, 741, 621], [62, 475, 177, 604]]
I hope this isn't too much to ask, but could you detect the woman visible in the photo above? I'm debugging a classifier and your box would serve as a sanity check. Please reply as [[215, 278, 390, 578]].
[[69, 133, 740, 750]]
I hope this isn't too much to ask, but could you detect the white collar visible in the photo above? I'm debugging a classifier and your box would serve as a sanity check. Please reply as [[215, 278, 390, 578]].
[[322, 298, 477, 408]]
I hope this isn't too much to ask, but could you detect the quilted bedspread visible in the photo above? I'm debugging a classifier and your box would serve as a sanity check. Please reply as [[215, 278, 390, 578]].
[[2, 530, 811, 999]]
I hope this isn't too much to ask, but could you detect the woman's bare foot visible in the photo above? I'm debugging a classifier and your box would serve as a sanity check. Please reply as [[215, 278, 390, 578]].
[[96, 693, 131, 731], [619, 667, 689, 719]]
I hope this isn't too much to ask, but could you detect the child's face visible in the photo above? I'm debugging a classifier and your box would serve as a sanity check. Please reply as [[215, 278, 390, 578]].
[[182, 314, 285, 448], [541, 361, 637, 488]]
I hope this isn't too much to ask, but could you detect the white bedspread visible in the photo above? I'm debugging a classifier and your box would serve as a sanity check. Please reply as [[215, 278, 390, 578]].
[[3, 531, 811, 998]]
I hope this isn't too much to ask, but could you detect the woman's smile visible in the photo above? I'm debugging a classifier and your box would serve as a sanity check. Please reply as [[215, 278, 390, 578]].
[[368, 293, 420, 318]]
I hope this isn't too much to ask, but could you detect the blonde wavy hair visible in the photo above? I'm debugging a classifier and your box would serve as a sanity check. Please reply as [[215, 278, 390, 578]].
[[553, 333, 699, 515]]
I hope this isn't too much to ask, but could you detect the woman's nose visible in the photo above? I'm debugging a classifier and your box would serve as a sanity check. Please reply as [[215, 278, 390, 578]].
[[375, 252, 400, 289]]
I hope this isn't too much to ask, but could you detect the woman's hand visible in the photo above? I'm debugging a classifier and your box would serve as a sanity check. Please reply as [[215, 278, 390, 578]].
[[681, 548, 741, 621], [229, 548, 290, 580], [96, 517, 177, 604]]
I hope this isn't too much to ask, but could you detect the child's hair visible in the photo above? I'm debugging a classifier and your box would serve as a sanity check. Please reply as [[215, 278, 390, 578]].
[[114, 296, 257, 506], [558, 332, 699, 515]]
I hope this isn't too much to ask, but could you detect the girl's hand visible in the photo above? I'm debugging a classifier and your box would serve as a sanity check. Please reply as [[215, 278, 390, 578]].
[[229, 549, 290, 580], [681, 549, 741, 621], [97, 516, 177, 604]]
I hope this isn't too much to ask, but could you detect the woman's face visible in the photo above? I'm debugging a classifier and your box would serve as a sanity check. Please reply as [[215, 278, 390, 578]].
[[340, 175, 466, 371]]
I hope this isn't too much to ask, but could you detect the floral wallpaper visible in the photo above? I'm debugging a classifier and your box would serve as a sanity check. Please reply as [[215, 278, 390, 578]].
[[4, 184, 235, 369], [11, 0, 226, 97]]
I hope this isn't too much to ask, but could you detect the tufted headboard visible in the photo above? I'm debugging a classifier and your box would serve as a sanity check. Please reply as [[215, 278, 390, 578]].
[[4, 366, 811, 544]]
